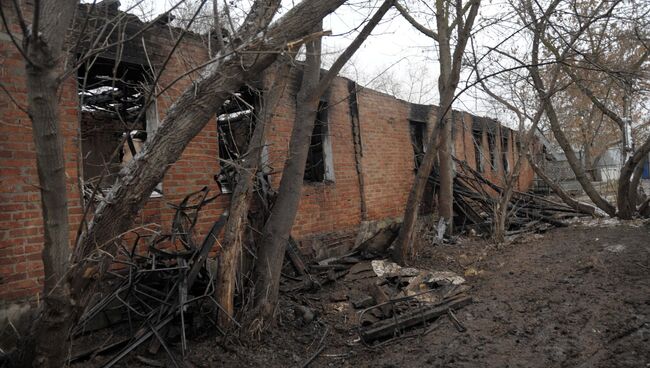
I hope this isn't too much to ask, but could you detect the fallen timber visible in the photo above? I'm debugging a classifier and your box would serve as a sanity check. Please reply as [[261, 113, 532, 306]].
[[70, 187, 233, 367], [68, 156, 586, 365], [428, 157, 592, 236], [359, 294, 473, 343]]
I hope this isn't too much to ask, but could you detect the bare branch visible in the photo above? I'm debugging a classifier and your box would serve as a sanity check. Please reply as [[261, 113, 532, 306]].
[[395, 1, 439, 41], [10, 0, 29, 36], [311, 0, 394, 100], [0, 3, 32, 64]]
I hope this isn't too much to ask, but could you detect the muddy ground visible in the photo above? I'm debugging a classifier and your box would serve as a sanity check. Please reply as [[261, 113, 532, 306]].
[[77, 220, 650, 367]]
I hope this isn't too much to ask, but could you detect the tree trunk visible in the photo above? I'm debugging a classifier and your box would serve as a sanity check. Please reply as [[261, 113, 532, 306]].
[[583, 142, 595, 180], [492, 198, 509, 243], [492, 115, 549, 241], [435, 0, 455, 235], [527, 34, 616, 216], [528, 156, 599, 217], [215, 59, 293, 328], [19, 1, 79, 367], [629, 156, 647, 206], [542, 103, 616, 216], [393, 0, 480, 263], [252, 38, 322, 324], [251, 1, 393, 324], [437, 92, 456, 234], [25, 49, 75, 368], [393, 123, 441, 264], [617, 136, 650, 219], [492, 140, 524, 242]]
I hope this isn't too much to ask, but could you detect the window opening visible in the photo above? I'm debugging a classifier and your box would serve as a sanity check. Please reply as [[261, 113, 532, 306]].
[[472, 128, 483, 172], [409, 121, 426, 169], [487, 130, 497, 171], [304, 101, 334, 183], [409, 120, 434, 215], [502, 130, 510, 173], [78, 58, 153, 190], [216, 88, 258, 193]]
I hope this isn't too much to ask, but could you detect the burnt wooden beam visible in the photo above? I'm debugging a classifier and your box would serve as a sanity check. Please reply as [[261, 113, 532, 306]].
[[286, 236, 308, 276], [348, 80, 368, 220], [360, 296, 472, 343]]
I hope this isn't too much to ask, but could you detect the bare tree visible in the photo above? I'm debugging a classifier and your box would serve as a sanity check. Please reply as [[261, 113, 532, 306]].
[[5, 1, 80, 366], [252, 0, 395, 326], [521, 0, 650, 219], [392, 0, 481, 264], [215, 56, 296, 328]]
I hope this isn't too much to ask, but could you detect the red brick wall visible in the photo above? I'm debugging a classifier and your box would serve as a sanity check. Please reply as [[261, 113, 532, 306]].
[[0, 5, 225, 304], [0, 5, 537, 304], [357, 88, 414, 221], [267, 77, 364, 239]]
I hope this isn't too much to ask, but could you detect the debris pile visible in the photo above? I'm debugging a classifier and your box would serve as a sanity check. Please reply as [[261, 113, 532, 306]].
[[68, 157, 586, 365], [444, 158, 591, 235], [70, 187, 230, 368], [283, 251, 473, 346], [356, 260, 470, 343]]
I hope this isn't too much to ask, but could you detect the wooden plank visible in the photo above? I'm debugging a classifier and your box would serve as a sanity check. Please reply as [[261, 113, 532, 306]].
[[286, 236, 308, 276], [360, 296, 472, 343]]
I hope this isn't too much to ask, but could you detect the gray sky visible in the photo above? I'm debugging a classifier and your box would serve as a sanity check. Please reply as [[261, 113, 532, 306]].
[[117, 0, 512, 120], [323, 0, 518, 120]]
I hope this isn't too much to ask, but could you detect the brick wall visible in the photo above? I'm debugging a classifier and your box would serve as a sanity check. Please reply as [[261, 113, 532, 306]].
[[0, 3, 226, 305], [0, 4, 537, 305]]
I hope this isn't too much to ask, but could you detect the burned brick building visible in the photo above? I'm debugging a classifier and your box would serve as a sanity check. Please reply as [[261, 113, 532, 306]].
[[0, 2, 537, 310]]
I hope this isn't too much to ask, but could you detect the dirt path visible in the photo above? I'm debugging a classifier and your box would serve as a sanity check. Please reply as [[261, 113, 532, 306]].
[[111, 222, 650, 367], [329, 222, 650, 368]]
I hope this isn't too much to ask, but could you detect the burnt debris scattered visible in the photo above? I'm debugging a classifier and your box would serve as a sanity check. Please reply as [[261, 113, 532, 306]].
[[68, 153, 589, 366], [71, 187, 230, 367]]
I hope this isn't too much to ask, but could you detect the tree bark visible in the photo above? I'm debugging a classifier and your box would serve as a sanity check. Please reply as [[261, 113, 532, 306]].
[[436, 0, 455, 234], [252, 1, 394, 323], [215, 59, 294, 328], [617, 135, 650, 219], [18, 1, 79, 367], [528, 156, 599, 217]]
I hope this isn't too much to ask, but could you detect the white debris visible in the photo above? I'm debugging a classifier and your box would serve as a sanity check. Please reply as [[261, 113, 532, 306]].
[[371, 260, 419, 278], [604, 244, 626, 253]]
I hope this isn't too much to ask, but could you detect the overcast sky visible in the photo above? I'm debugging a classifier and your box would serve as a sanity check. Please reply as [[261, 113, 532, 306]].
[[118, 0, 513, 121]]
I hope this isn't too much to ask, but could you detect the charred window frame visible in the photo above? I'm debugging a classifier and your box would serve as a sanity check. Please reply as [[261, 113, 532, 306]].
[[78, 58, 158, 193], [409, 120, 427, 170], [487, 130, 497, 171], [304, 101, 335, 183], [472, 128, 484, 172], [216, 88, 259, 193], [501, 130, 510, 173], [408, 119, 434, 215]]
